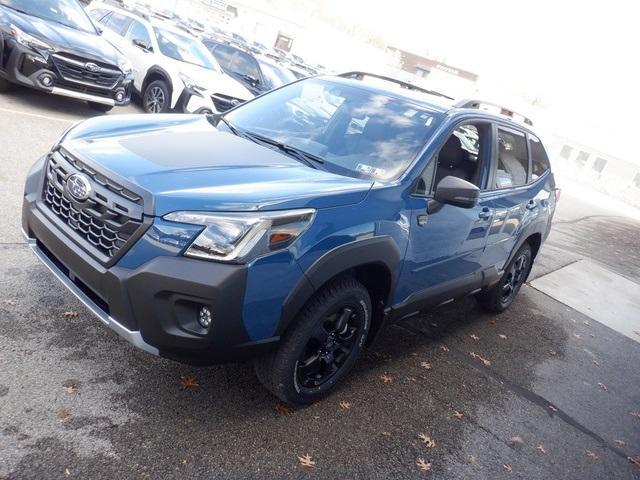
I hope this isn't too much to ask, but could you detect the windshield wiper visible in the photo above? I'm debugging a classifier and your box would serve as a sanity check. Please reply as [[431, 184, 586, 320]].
[[242, 131, 325, 169]]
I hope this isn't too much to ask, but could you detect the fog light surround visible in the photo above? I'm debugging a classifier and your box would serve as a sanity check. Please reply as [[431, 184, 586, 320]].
[[39, 73, 54, 87], [114, 89, 125, 103], [198, 306, 212, 329]]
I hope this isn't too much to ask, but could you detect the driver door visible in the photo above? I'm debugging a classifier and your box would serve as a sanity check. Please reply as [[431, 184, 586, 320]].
[[122, 20, 154, 90]]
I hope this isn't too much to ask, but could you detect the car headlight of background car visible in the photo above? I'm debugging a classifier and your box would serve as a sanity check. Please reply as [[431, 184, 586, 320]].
[[164, 209, 315, 262], [10, 25, 53, 52], [119, 59, 133, 77], [179, 72, 206, 94]]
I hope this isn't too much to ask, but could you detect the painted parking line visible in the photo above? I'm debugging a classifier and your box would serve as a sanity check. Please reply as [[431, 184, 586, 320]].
[[0, 107, 74, 124]]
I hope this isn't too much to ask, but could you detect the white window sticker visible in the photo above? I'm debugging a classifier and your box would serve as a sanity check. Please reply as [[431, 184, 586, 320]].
[[356, 163, 385, 176]]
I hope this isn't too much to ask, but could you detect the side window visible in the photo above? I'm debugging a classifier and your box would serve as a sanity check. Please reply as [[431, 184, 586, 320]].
[[495, 129, 528, 188], [126, 20, 151, 48], [423, 123, 488, 194], [529, 135, 550, 180], [104, 13, 132, 36]]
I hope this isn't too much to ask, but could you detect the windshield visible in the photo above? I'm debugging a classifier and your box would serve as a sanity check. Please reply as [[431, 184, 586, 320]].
[[225, 78, 442, 181], [258, 60, 296, 89], [0, 0, 96, 33], [153, 27, 220, 71]]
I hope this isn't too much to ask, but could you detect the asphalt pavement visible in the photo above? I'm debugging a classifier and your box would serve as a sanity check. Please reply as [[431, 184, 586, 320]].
[[1, 86, 639, 479]]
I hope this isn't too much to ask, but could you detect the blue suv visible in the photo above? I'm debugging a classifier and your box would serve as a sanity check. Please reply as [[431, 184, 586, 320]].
[[22, 72, 557, 404]]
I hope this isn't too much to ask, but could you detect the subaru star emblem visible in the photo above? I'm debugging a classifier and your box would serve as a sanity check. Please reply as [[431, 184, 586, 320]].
[[85, 62, 99, 73], [65, 173, 92, 202]]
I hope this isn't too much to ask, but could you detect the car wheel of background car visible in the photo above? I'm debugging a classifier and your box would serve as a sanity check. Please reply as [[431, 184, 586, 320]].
[[475, 242, 533, 313], [254, 276, 371, 405], [87, 102, 114, 113], [143, 80, 171, 113], [0, 76, 12, 93]]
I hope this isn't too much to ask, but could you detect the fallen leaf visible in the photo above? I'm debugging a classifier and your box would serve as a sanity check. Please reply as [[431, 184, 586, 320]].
[[339, 401, 352, 410], [536, 444, 548, 454], [597, 382, 608, 392], [1, 299, 16, 306], [574, 333, 582, 339], [549, 405, 558, 413], [275, 402, 293, 415], [380, 373, 393, 384], [510, 436, 524, 445], [420, 362, 432, 370], [57, 408, 72, 423], [469, 334, 480, 341], [549, 350, 557, 356], [614, 439, 626, 447], [180, 376, 199, 390], [629, 456, 640, 467], [381, 431, 391, 437], [469, 351, 491, 366], [415, 458, 432, 471], [62, 380, 78, 394], [65, 468, 70, 476], [488, 320, 496, 325], [180, 458, 188, 465], [440, 345, 449, 352], [593, 360, 600, 367], [498, 334, 507, 340], [418, 433, 436, 448], [468, 453, 477, 464], [63, 311, 79, 319], [452, 410, 464, 419], [298, 453, 315, 468], [586, 450, 599, 460], [503, 463, 512, 473]]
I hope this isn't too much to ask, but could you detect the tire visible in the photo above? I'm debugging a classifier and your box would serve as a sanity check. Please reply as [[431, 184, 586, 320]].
[[142, 79, 170, 113], [0, 76, 12, 93], [254, 276, 371, 405], [475, 243, 533, 313], [87, 102, 113, 113]]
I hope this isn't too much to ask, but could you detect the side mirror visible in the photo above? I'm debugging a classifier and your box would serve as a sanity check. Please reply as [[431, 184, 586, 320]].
[[433, 176, 479, 209], [132, 39, 151, 52]]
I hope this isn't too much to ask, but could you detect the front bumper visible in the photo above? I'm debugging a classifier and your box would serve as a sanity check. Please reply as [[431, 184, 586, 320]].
[[22, 161, 279, 364], [0, 39, 132, 106]]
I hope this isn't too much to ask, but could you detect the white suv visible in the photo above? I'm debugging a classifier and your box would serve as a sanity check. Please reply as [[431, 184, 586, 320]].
[[86, 3, 253, 113]]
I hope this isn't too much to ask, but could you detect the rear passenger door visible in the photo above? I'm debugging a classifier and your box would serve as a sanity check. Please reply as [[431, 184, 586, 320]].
[[481, 125, 537, 273]]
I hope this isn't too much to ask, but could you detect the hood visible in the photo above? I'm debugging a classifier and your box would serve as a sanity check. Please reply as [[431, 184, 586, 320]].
[[1, 7, 123, 66], [177, 62, 254, 101], [63, 115, 373, 215]]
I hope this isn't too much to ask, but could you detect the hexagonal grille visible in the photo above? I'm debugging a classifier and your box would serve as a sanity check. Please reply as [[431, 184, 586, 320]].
[[42, 150, 144, 260]]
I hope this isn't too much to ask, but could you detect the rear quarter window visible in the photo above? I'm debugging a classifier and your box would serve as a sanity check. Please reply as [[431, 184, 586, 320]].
[[529, 135, 551, 180]]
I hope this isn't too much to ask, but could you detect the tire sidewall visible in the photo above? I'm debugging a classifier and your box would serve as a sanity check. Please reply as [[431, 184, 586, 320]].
[[287, 288, 371, 403], [498, 244, 532, 310]]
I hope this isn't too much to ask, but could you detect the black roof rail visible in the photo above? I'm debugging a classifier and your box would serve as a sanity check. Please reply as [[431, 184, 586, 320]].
[[338, 71, 455, 101], [454, 99, 534, 126]]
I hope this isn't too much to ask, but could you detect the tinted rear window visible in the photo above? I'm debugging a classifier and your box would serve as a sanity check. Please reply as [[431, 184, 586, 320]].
[[529, 135, 551, 180]]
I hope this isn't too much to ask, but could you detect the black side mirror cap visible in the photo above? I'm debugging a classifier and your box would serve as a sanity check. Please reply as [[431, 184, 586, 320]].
[[433, 176, 480, 209]]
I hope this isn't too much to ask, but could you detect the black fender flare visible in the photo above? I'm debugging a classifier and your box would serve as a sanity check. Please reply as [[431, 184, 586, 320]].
[[276, 236, 402, 336], [142, 66, 174, 96]]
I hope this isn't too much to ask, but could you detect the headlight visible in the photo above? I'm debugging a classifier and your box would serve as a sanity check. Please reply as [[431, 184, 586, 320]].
[[119, 59, 133, 75], [179, 72, 205, 92], [164, 209, 315, 262], [10, 25, 52, 51]]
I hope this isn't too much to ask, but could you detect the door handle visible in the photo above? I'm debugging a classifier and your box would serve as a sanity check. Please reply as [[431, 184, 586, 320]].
[[478, 207, 492, 220], [526, 200, 538, 210]]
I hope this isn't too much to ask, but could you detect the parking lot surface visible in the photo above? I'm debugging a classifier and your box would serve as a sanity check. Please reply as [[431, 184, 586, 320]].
[[1, 88, 639, 479]]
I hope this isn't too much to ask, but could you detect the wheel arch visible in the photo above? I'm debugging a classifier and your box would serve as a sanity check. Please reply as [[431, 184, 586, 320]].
[[142, 66, 174, 98], [277, 236, 401, 344]]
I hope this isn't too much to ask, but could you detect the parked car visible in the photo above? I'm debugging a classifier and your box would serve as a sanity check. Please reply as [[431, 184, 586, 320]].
[[0, 0, 133, 111], [86, 3, 252, 113], [202, 39, 296, 95], [22, 73, 557, 405]]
